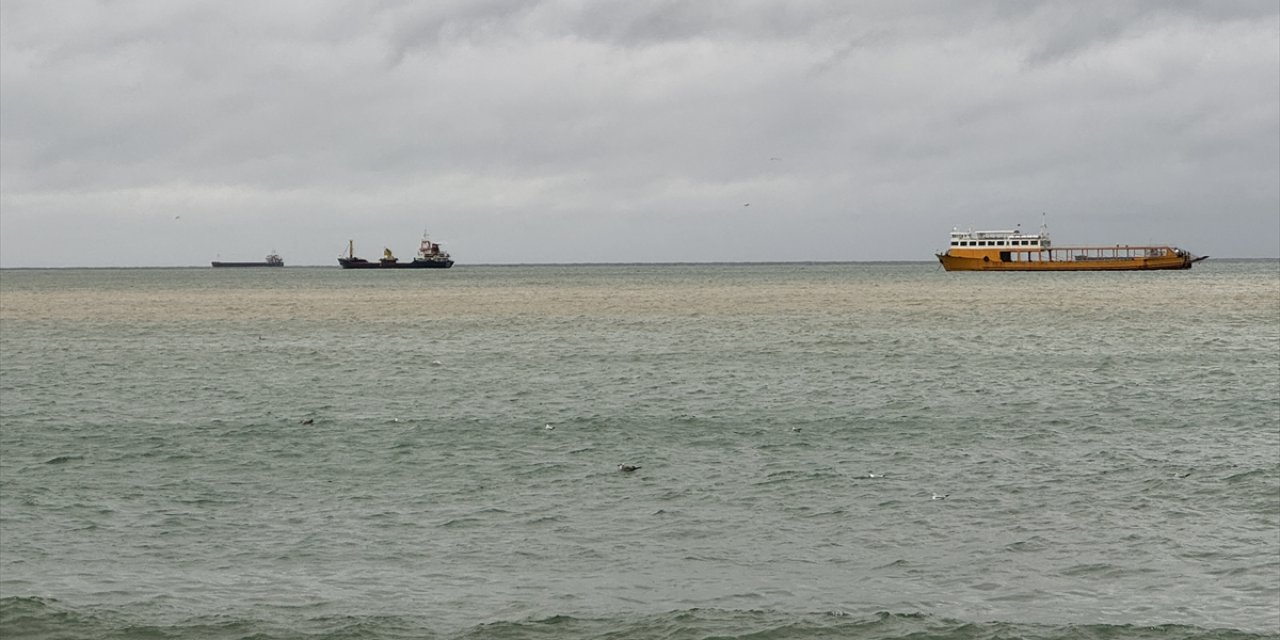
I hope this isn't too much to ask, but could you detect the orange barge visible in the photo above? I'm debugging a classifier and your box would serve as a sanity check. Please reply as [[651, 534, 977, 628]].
[[936, 225, 1206, 271]]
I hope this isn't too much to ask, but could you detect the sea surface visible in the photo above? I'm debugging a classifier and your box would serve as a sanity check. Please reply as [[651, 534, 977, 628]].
[[1, 261, 1277, 640]]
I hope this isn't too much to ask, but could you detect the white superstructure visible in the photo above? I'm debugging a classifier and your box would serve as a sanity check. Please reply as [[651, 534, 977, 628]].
[[947, 226, 1050, 249]]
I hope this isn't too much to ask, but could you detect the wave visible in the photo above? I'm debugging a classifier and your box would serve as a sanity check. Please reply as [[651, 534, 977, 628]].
[[2, 598, 1271, 640], [42, 454, 83, 465]]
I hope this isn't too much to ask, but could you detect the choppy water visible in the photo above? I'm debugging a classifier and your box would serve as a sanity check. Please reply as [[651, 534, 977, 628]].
[[1, 262, 1278, 639]]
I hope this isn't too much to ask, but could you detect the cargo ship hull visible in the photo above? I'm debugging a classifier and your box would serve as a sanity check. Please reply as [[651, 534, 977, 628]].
[[338, 258, 453, 269]]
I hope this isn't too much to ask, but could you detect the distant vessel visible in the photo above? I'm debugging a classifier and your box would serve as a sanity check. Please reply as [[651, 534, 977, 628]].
[[212, 253, 284, 268], [338, 233, 454, 269], [936, 222, 1205, 271]]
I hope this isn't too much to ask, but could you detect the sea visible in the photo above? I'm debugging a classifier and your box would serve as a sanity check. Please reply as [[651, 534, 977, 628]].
[[1, 261, 1277, 640]]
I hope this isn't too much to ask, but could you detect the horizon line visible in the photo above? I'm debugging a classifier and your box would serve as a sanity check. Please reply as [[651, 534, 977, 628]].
[[1, 257, 1276, 270]]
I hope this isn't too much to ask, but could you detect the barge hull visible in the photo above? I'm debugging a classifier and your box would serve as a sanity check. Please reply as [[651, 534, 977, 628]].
[[936, 254, 1203, 271]]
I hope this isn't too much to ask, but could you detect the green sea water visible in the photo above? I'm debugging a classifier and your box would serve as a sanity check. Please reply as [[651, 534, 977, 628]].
[[1, 261, 1278, 639]]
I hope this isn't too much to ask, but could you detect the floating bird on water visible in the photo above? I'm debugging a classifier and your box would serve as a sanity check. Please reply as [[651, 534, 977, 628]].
[[301, 419, 314, 425], [931, 493, 948, 500], [790, 426, 801, 432], [617, 464, 641, 472], [866, 472, 883, 478], [545, 424, 554, 430]]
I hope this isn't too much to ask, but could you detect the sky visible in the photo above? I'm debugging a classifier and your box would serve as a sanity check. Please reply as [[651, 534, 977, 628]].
[[1, 1, 1277, 267]]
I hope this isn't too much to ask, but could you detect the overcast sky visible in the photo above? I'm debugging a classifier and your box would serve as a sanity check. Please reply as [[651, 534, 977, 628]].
[[2, 1, 1277, 267]]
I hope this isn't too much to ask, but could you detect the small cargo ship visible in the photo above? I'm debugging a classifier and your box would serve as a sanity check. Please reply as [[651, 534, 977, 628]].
[[212, 253, 284, 268], [338, 233, 454, 269], [936, 223, 1206, 271]]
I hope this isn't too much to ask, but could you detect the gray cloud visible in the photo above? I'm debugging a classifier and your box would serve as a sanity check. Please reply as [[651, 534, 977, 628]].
[[2, 0, 1276, 266]]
